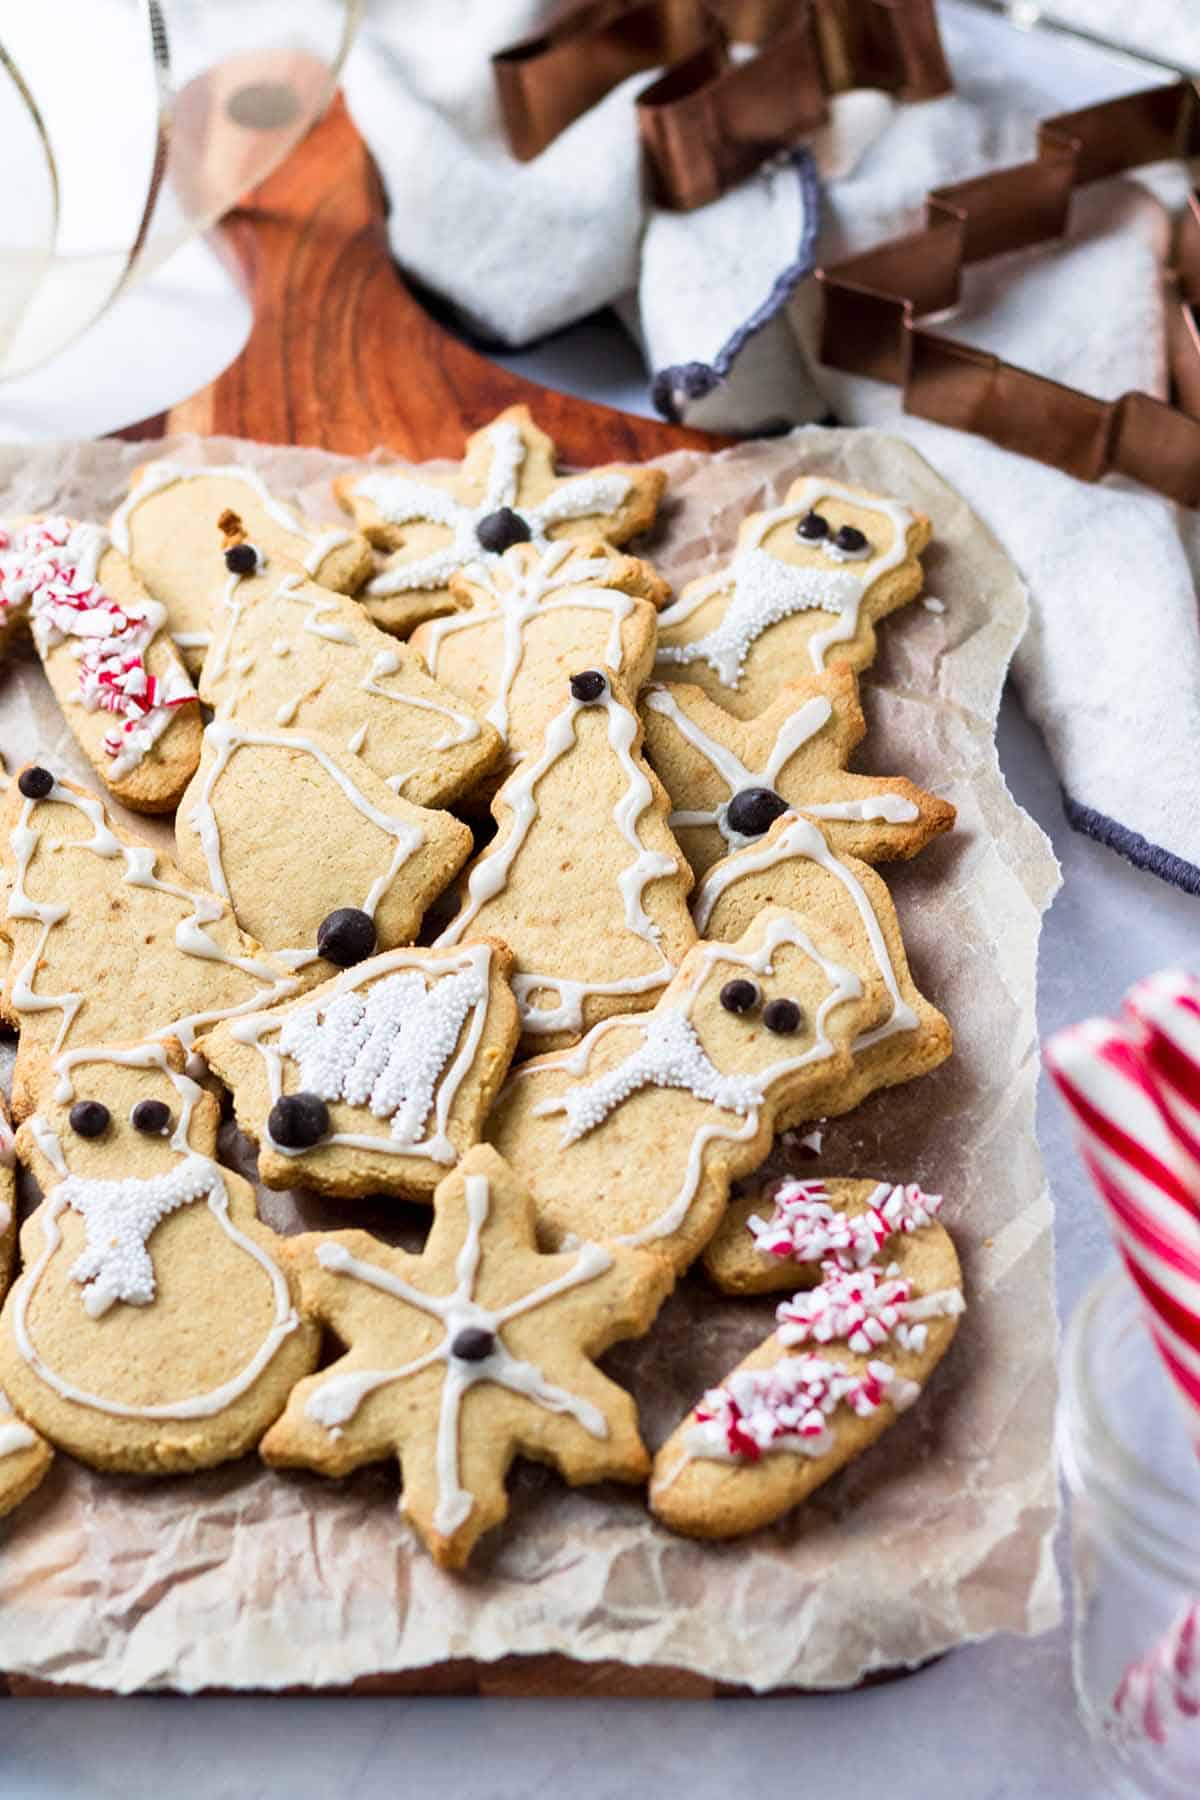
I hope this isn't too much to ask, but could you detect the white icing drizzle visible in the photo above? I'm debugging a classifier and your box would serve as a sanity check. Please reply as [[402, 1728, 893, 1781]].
[[690, 813, 919, 1053], [305, 1171, 612, 1536], [644, 685, 918, 849], [6, 776, 296, 1057], [346, 722, 368, 755], [0, 519, 196, 779], [111, 459, 347, 563], [435, 679, 681, 1035], [421, 541, 639, 745], [0, 1391, 36, 1459], [231, 943, 495, 1163], [654, 481, 915, 682], [186, 719, 426, 970], [359, 647, 479, 752], [11, 1044, 300, 1420], [355, 419, 631, 597], [524, 913, 863, 1247], [0, 1112, 14, 1170]]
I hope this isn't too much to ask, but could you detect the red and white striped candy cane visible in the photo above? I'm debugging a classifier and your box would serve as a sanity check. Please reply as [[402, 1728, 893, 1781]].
[[1112, 1601, 1200, 1744], [1045, 1014, 1200, 1454]]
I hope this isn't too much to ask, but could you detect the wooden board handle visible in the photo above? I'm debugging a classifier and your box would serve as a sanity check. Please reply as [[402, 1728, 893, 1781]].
[[156, 96, 725, 461]]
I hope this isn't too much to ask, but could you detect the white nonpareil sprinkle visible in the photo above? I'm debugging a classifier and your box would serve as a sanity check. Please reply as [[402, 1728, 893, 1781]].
[[555, 1008, 764, 1146], [656, 549, 862, 685], [61, 1152, 217, 1317]]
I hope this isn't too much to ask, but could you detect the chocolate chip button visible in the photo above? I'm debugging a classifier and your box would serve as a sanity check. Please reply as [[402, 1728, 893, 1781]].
[[224, 541, 262, 576], [833, 524, 868, 554], [450, 1326, 496, 1362], [316, 907, 377, 968], [569, 669, 608, 703], [268, 1092, 330, 1149], [69, 1100, 110, 1139], [476, 507, 531, 553], [720, 979, 760, 1015], [131, 1098, 172, 1136], [796, 511, 830, 541], [725, 787, 788, 838], [763, 998, 803, 1035], [17, 766, 54, 800]]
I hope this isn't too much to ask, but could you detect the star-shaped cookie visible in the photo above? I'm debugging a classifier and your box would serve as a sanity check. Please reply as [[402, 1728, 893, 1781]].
[[640, 667, 955, 882], [261, 1144, 672, 1568], [653, 475, 930, 719], [334, 405, 667, 635]]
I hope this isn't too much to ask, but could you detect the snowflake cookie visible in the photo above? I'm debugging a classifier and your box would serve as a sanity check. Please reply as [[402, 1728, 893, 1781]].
[[0, 518, 201, 812], [653, 475, 930, 719], [640, 666, 955, 883], [260, 1143, 672, 1568], [0, 1040, 319, 1478], [334, 405, 667, 635], [650, 1212, 962, 1538], [111, 459, 374, 674], [204, 939, 521, 1200]]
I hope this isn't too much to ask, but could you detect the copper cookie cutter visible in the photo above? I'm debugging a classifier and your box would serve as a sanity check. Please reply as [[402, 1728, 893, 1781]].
[[817, 80, 1200, 507], [492, 0, 952, 209]]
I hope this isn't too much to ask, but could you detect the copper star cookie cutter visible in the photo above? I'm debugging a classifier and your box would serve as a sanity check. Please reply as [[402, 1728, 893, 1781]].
[[492, 0, 951, 208], [816, 80, 1200, 507]]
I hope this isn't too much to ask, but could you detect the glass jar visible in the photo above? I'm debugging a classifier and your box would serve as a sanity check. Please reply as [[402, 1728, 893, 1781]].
[[1059, 1264, 1200, 1798]]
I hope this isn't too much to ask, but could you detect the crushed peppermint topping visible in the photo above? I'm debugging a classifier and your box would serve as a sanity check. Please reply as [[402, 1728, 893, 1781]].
[[775, 1260, 964, 1356], [0, 518, 195, 778], [686, 1353, 920, 1463], [749, 1178, 944, 1270]]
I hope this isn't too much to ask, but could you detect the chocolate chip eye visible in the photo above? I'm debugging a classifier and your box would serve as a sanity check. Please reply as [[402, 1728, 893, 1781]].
[[833, 524, 868, 555], [725, 787, 789, 838], [796, 511, 830, 542], [17, 765, 54, 800], [69, 1100, 110, 1139], [316, 907, 377, 967], [131, 1098, 171, 1136], [763, 998, 803, 1036], [720, 978, 761, 1015], [268, 1092, 330, 1149], [476, 507, 531, 553], [224, 541, 263, 576], [450, 1326, 495, 1362], [569, 669, 608, 703]]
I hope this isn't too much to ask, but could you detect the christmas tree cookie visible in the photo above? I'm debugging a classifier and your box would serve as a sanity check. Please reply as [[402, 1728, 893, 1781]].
[[260, 1144, 672, 1568], [410, 538, 667, 772], [654, 476, 929, 719], [111, 460, 374, 673], [0, 519, 200, 812], [487, 905, 890, 1273], [0, 1040, 318, 1476], [640, 667, 954, 883], [173, 720, 472, 981], [434, 668, 697, 1051], [204, 940, 521, 1199], [334, 405, 667, 635], [0, 766, 296, 1117], [199, 519, 501, 809]]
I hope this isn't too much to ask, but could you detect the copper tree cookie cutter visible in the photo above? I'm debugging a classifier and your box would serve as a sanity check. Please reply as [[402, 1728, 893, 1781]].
[[492, 0, 951, 209], [816, 80, 1200, 507]]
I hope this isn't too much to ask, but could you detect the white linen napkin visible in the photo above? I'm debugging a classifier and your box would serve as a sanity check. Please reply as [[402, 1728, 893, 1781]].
[[343, 0, 1200, 891]]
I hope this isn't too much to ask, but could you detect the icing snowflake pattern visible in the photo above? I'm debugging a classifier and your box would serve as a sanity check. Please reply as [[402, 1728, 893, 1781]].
[[657, 549, 862, 686], [546, 1008, 765, 1147], [355, 419, 632, 597], [775, 1260, 964, 1356], [0, 519, 195, 778], [278, 963, 489, 1143], [59, 1152, 217, 1318], [686, 1353, 920, 1463]]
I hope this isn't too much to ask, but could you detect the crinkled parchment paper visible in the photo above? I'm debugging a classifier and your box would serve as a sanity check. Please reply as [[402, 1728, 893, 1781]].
[[0, 428, 1060, 1693]]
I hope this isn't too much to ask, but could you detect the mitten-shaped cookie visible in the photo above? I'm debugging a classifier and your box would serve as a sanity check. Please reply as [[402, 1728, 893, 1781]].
[[261, 1144, 672, 1568], [641, 669, 954, 882], [654, 476, 929, 717], [0, 518, 200, 811], [111, 459, 373, 672], [0, 1040, 319, 1473], [335, 405, 666, 634], [435, 668, 697, 1051]]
